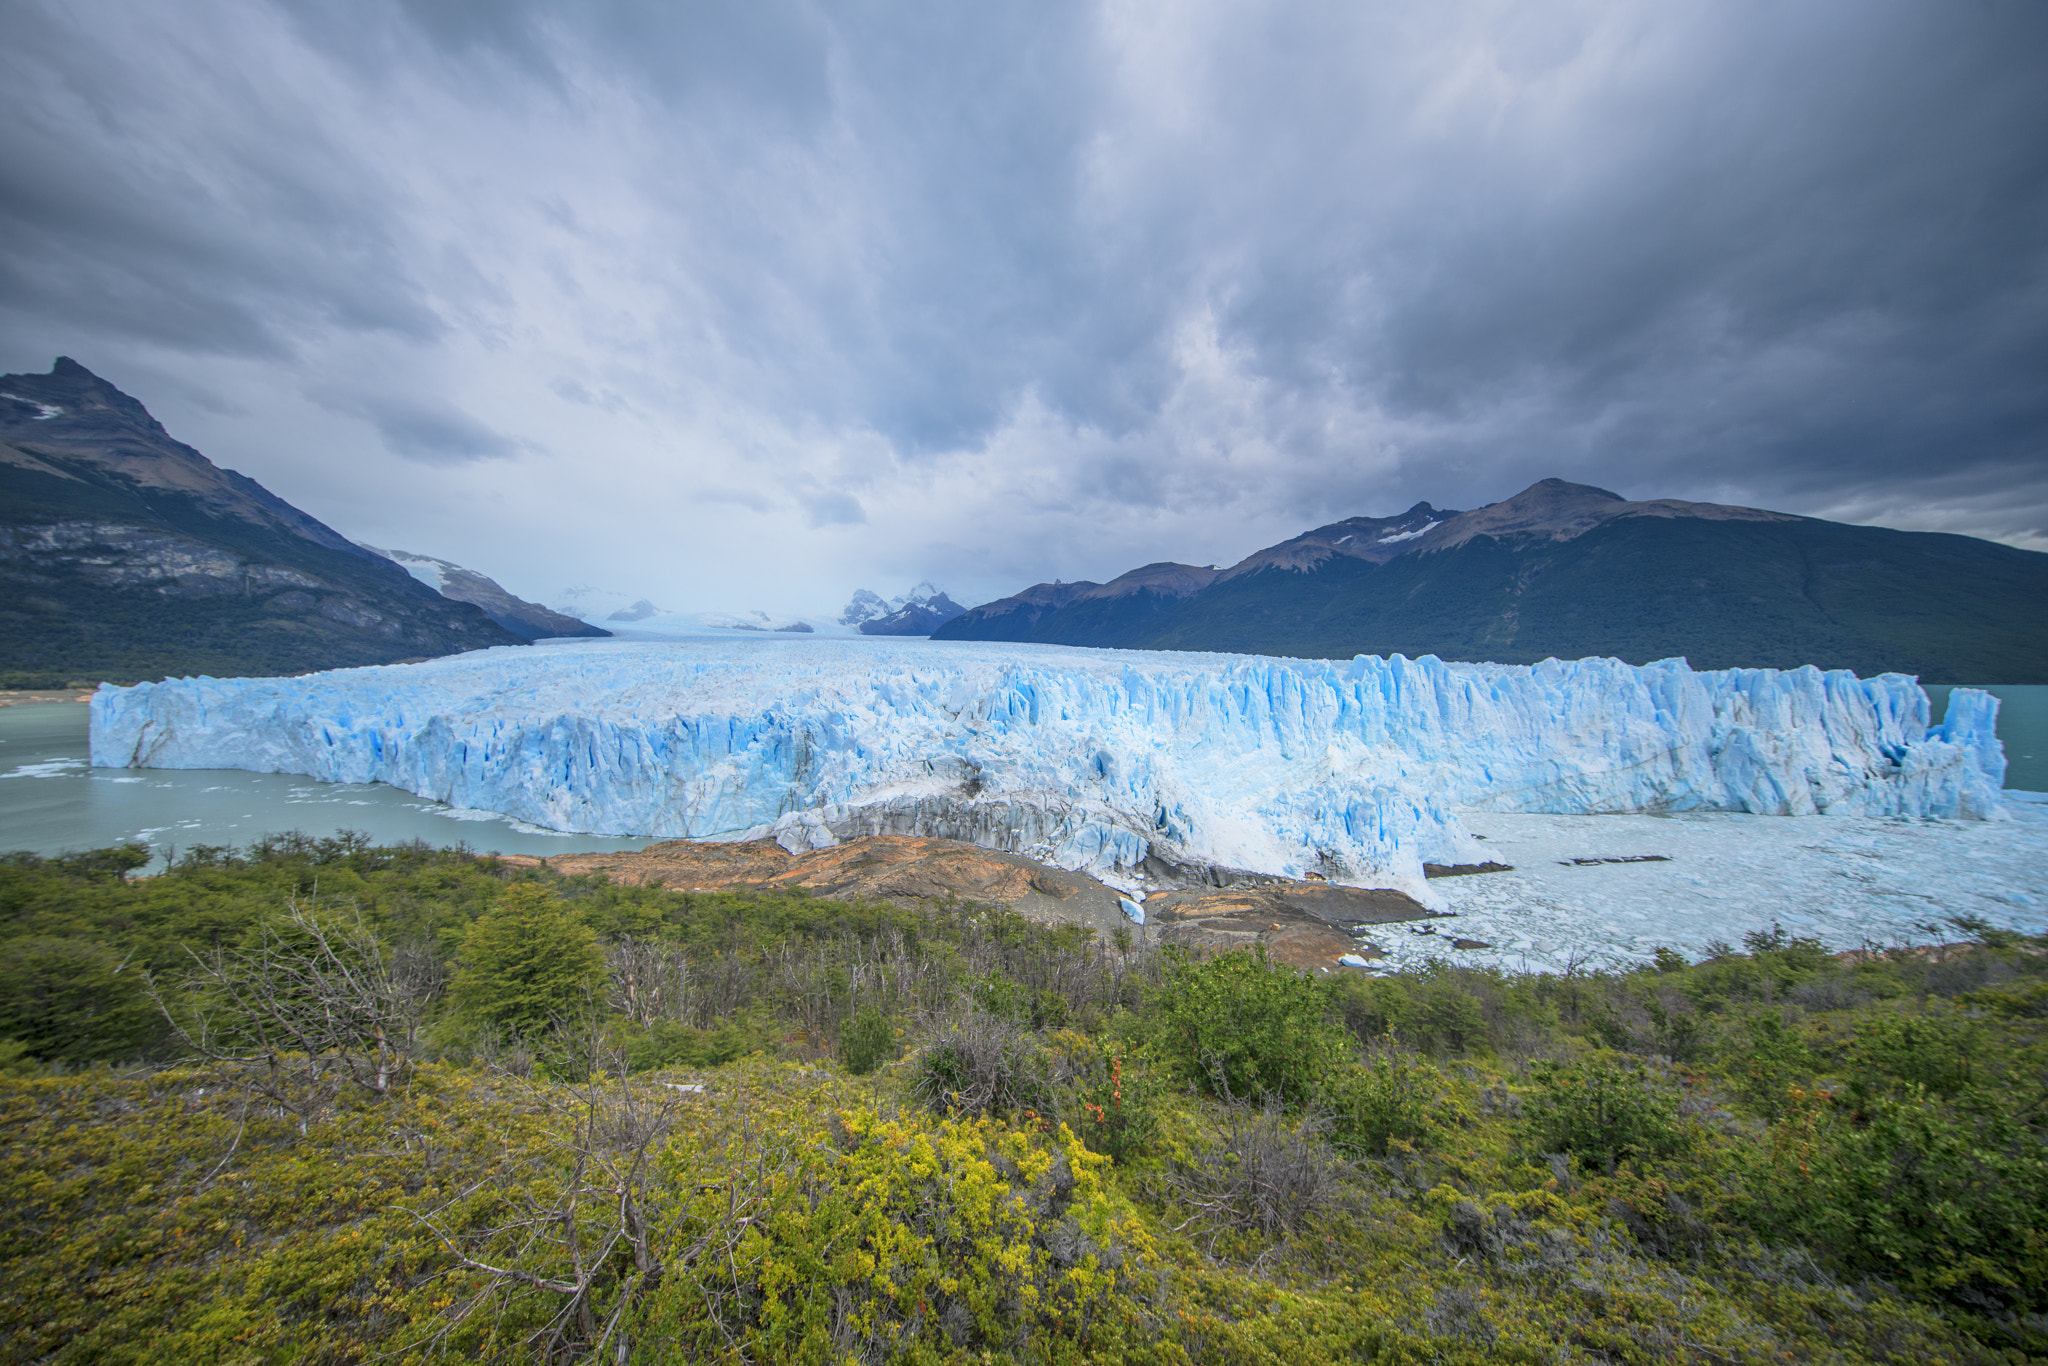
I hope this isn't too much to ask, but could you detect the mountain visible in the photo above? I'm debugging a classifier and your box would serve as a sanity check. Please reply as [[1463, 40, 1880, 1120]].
[[366, 547, 610, 641], [842, 582, 968, 636], [0, 358, 525, 683], [935, 478, 2048, 682], [838, 588, 890, 627]]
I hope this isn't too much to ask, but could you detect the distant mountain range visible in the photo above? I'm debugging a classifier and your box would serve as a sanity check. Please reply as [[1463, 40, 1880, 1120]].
[[936, 478, 2048, 682], [0, 358, 524, 684], [841, 582, 967, 636], [366, 547, 609, 641]]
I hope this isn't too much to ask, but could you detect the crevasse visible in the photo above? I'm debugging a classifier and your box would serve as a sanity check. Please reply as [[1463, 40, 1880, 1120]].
[[88, 637, 2004, 902]]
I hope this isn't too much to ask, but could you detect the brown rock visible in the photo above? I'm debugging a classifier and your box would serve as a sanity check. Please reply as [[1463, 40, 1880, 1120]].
[[500, 833, 1444, 955]]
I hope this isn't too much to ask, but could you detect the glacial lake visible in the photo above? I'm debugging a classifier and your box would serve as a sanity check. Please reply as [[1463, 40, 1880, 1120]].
[[4, 684, 2043, 869], [0, 702, 664, 869]]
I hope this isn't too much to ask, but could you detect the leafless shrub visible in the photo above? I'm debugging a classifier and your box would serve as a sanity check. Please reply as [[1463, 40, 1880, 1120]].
[[909, 1009, 1058, 1118], [1148, 1103, 1354, 1256], [606, 938, 696, 1026], [1425, 1286, 1499, 1347], [414, 1049, 716, 1365], [146, 894, 435, 1116], [1788, 973, 1872, 1012]]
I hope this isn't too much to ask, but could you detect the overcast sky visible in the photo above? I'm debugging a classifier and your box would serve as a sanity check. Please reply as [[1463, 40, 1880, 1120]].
[[3, 0, 2045, 617]]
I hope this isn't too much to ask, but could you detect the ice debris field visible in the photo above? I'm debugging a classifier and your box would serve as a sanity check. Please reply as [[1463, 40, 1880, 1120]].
[[91, 636, 2044, 967]]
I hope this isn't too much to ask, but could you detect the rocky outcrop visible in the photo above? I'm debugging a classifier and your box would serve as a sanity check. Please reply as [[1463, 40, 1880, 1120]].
[[498, 832, 1438, 958]]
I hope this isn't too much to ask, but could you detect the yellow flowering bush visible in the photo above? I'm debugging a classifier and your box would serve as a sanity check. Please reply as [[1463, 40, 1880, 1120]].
[[640, 1086, 1165, 1363]]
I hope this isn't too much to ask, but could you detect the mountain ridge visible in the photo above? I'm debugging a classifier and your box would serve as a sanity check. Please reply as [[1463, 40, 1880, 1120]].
[[366, 547, 610, 641], [841, 581, 967, 636], [0, 358, 525, 682], [936, 478, 2048, 681]]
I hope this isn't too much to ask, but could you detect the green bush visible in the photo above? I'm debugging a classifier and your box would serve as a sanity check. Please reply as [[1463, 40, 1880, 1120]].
[[1842, 1006, 1985, 1101], [1741, 1086, 2048, 1324], [1403, 976, 1486, 1052], [837, 1000, 896, 1075], [620, 1018, 766, 1072], [450, 884, 605, 1035], [1724, 1008, 1814, 1117], [1326, 1048, 1439, 1156], [1150, 946, 1352, 1106], [0, 935, 163, 1063], [1522, 1058, 1689, 1174]]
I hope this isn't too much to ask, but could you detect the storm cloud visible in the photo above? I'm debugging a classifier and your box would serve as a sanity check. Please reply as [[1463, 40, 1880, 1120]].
[[1, 0, 2042, 614]]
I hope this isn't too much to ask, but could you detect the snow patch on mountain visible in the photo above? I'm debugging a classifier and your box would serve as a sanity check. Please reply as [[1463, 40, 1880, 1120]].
[[90, 638, 2005, 904], [844, 582, 966, 635]]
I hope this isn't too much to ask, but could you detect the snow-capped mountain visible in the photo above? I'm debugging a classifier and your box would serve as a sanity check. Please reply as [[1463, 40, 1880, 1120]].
[[367, 548, 608, 641], [839, 589, 890, 627], [841, 582, 967, 636], [1, 357, 522, 680]]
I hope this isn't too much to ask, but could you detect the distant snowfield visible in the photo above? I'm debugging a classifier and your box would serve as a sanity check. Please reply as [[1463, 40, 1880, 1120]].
[[87, 635, 2039, 963]]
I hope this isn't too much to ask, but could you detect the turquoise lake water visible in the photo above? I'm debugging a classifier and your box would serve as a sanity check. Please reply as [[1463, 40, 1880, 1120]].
[[1925, 684, 2046, 791], [4, 684, 2043, 867], [0, 703, 661, 869]]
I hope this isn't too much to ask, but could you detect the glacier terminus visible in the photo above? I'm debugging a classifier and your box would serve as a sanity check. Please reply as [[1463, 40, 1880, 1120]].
[[89, 637, 2006, 907]]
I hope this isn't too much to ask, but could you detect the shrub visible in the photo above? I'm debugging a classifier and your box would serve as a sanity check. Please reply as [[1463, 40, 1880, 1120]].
[[911, 1010, 1053, 1117], [1150, 946, 1351, 1106], [0, 935, 162, 1063], [1325, 1047, 1439, 1156], [1522, 1058, 1689, 1174], [1147, 1104, 1353, 1255], [837, 1000, 896, 1075], [619, 1018, 766, 1072], [1044, 1029, 1165, 1163], [1843, 1006, 1985, 1102], [450, 884, 605, 1035], [642, 1103, 1162, 1361], [1740, 1087, 2048, 1327], [1725, 1008, 1814, 1117], [1403, 976, 1486, 1052]]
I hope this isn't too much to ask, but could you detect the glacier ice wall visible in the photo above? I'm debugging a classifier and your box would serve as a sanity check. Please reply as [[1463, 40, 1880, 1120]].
[[89, 638, 2005, 902]]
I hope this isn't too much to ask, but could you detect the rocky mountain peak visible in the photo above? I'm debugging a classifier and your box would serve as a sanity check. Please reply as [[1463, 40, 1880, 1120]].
[[844, 582, 967, 636]]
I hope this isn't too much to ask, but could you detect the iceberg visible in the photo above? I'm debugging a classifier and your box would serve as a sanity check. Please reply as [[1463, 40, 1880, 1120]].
[[89, 638, 2004, 904]]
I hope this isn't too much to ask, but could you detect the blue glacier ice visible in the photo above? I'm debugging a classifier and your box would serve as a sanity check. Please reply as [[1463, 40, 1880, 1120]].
[[89, 637, 2005, 904]]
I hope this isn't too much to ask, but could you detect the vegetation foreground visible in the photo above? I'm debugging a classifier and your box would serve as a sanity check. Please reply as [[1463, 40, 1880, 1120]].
[[3, 836, 2045, 1364]]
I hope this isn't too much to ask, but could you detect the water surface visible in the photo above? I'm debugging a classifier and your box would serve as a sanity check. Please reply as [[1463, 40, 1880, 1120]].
[[0, 703, 662, 869]]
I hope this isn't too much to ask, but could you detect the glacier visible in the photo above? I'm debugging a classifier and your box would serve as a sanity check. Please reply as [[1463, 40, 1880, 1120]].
[[88, 637, 2005, 905]]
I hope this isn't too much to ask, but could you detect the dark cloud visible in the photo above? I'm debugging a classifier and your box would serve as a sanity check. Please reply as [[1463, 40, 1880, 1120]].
[[0, 4, 447, 359], [326, 393, 523, 465], [0, 0, 2042, 612]]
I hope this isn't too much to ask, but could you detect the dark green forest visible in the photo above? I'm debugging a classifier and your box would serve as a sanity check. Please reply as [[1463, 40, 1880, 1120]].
[[938, 518, 2048, 683], [4, 836, 2046, 1363]]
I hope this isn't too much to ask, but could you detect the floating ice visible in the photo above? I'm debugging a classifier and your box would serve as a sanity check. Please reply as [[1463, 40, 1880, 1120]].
[[89, 638, 2004, 904]]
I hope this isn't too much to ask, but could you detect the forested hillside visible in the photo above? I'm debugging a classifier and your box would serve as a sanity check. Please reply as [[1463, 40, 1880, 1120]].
[[938, 481, 2048, 682]]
